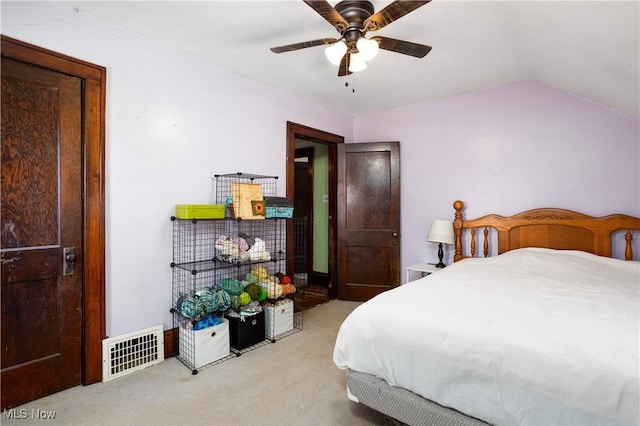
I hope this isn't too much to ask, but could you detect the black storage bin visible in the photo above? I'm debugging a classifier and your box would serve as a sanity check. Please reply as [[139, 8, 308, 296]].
[[226, 310, 265, 350]]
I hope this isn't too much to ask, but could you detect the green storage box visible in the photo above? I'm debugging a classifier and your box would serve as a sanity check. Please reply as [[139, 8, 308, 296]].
[[175, 204, 225, 219]]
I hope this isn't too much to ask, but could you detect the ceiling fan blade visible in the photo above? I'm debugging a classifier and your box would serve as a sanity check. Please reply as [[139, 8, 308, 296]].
[[303, 0, 349, 33], [338, 54, 352, 77], [270, 38, 338, 53], [364, 0, 431, 32], [372, 36, 432, 58]]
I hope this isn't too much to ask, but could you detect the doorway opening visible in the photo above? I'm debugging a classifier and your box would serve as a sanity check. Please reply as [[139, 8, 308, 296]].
[[294, 147, 315, 285], [286, 122, 343, 306]]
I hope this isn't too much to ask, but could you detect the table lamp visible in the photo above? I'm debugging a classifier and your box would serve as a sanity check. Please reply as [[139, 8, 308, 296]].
[[427, 220, 455, 268]]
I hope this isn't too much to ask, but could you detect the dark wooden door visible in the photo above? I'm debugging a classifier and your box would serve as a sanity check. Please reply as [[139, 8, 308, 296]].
[[337, 142, 401, 301], [1, 57, 83, 408]]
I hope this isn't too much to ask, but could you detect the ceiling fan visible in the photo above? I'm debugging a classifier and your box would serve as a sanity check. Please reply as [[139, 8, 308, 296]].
[[270, 0, 432, 76]]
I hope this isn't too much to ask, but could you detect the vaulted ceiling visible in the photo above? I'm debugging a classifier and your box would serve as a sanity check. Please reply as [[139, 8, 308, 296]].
[[64, 1, 639, 117]]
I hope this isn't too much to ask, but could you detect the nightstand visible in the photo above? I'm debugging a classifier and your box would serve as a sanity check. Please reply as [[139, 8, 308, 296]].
[[405, 261, 440, 283]]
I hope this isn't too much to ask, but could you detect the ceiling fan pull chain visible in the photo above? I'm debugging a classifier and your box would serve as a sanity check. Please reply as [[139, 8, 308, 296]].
[[345, 75, 355, 94]]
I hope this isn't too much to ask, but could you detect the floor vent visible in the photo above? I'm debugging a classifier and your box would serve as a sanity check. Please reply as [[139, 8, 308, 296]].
[[102, 324, 164, 382]]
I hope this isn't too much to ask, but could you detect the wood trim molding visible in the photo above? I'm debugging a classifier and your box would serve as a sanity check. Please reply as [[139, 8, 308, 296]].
[[1, 35, 107, 384], [164, 328, 178, 359], [286, 122, 343, 299]]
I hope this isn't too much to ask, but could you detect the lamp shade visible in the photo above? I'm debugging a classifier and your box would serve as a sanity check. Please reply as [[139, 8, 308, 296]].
[[356, 37, 379, 61], [427, 220, 455, 245], [325, 41, 347, 66], [348, 53, 367, 72]]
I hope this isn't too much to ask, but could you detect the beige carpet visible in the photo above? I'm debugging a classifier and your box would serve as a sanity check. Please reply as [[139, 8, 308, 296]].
[[3, 300, 397, 426]]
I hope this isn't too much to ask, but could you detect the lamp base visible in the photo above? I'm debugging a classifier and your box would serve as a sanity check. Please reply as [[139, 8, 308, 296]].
[[435, 242, 446, 268]]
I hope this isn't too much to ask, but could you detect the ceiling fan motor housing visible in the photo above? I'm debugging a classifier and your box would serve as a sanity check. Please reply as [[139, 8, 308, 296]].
[[335, 0, 375, 45], [336, 1, 374, 30]]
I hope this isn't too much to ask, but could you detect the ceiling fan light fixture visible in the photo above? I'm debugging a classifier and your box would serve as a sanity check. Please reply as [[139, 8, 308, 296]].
[[356, 37, 379, 61], [271, 0, 432, 78], [348, 53, 367, 72], [325, 41, 348, 66]]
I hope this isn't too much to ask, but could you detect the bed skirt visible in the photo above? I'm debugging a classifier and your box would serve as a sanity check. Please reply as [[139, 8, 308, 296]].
[[346, 369, 489, 426]]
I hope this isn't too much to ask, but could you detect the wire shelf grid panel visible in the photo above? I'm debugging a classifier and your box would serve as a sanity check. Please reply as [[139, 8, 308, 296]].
[[171, 268, 222, 313], [171, 218, 228, 265], [214, 172, 278, 206]]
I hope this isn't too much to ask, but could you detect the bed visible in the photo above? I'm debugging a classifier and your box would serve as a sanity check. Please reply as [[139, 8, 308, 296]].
[[333, 200, 640, 425]]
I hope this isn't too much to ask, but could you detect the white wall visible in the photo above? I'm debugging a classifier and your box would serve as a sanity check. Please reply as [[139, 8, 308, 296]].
[[1, 1, 353, 336], [354, 81, 640, 271]]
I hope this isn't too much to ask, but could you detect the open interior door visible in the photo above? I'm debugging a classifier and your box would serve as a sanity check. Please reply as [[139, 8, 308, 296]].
[[337, 142, 400, 301]]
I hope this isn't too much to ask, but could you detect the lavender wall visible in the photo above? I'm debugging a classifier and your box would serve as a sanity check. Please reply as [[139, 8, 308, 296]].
[[354, 81, 640, 271], [1, 1, 353, 336], [2, 2, 638, 338]]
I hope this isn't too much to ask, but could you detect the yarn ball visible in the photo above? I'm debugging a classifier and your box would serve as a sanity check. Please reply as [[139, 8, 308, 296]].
[[282, 283, 296, 295], [192, 315, 222, 330], [175, 294, 201, 319], [244, 283, 262, 301], [252, 266, 268, 281], [259, 288, 268, 302], [279, 275, 291, 285], [220, 278, 244, 295], [245, 273, 259, 284], [231, 295, 241, 310], [248, 238, 271, 262], [265, 281, 284, 299], [216, 289, 232, 311], [238, 291, 251, 306], [197, 289, 219, 313]]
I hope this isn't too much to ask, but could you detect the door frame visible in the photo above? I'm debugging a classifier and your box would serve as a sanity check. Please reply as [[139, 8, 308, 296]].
[[286, 122, 342, 299], [1, 35, 106, 384]]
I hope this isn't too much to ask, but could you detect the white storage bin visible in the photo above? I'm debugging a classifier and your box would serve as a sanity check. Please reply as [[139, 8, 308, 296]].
[[265, 299, 294, 339], [179, 317, 230, 368]]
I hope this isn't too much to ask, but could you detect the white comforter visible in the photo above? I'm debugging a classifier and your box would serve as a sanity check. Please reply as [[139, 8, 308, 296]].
[[333, 248, 640, 425]]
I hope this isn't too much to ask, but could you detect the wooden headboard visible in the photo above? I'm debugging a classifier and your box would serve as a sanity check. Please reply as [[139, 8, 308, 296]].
[[453, 200, 640, 262]]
